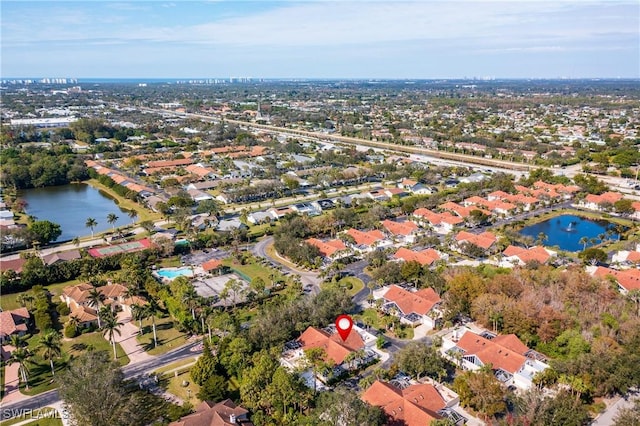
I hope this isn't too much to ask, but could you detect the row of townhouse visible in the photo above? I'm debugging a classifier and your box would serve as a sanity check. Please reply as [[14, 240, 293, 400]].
[[85, 160, 155, 198]]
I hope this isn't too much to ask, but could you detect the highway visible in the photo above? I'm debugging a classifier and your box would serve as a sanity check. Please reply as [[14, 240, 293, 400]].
[[142, 107, 535, 172], [0, 340, 203, 421]]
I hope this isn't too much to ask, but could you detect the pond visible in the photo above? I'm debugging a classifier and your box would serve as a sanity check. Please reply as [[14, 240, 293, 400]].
[[519, 214, 622, 252], [19, 183, 131, 242]]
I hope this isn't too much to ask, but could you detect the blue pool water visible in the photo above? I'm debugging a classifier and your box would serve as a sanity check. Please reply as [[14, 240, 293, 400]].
[[156, 267, 193, 280], [519, 214, 622, 252]]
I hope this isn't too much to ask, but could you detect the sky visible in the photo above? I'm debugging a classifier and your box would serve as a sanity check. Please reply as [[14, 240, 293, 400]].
[[1, 0, 639, 79]]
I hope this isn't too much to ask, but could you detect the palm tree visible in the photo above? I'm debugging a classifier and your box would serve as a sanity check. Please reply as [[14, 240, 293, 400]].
[[107, 213, 119, 232], [38, 330, 62, 376], [85, 217, 98, 238], [16, 293, 34, 310], [579, 236, 589, 251], [144, 299, 161, 348], [131, 303, 147, 332], [72, 236, 80, 248], [182, 286, 199, 320], [127, 209, 138, 225], [101, 311, 123, 360], [9, 347, 33, 390], [9, 334, 27, 349], [87, 287, 105, 328]]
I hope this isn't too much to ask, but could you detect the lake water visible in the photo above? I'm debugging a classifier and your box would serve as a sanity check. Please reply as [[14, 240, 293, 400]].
[[19, 183, 131, 242], [519, 214, 620, 252]]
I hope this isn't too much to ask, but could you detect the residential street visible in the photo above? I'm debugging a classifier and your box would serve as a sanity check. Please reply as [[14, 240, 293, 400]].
[[0, 339, 203, 421]]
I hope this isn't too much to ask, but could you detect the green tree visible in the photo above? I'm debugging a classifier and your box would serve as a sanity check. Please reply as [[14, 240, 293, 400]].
[[57, 351, 154, 426], [29, 220, 62, 244], [614, 199, 635, 216], [127, 209, 138, 224], [579, 247, 607, 265], [38, 330, 62, 376], [144, 299, 161, 348], [304, 347, 326, 395], [190, 340, 219, 386], [396, 341, 449, 381], [311, 387, 386, 426], [613, 399, 640, 426], [87, 287, 105, 328], [196, 374, 229, 402], [107, 213, 119, 232], [85, 217, 98, 237], [101, 310, 123, 359], [453, 369, 507, 420], [8, 347, 33, 390]]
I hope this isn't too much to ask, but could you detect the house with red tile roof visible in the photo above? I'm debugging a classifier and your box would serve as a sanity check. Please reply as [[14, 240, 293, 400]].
[[578, 192, 623, 211], [381, 220, 420, 244], [393, 247, 443, 267], [0, 308, 30, 344], [380, 285, 442, 328], [412, 208, 463, 234], [169, 399, 253, 426], [612, 244, 640, 265], [202, 259, 224, 273], [185, 164, 218, 180], [61, 283, 146, 316], [0, 258, 26, 274], [501, 245, 556, 267], [296, 326, 365, 365], [442, 331, 548, 390], [591, 266, 640, 294], [146, 158, 194, 169], [453, 231, 498, 253], [306, 238, 348, 259], [362, 380, 447, 425], [344, 229, 390, 252], [439, 202, 492, 220]]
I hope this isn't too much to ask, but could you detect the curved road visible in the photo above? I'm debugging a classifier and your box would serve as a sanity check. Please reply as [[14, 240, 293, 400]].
[[252, 236, 322, 294], [0, 340, 202, 421]]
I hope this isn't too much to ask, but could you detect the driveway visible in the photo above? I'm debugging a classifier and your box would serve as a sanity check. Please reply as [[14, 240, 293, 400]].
[[1, 345, 29, 404], [111, 312, 156, 364]]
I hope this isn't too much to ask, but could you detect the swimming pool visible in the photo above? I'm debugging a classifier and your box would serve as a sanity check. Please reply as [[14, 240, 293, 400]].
[[155, 267, 194, 280]]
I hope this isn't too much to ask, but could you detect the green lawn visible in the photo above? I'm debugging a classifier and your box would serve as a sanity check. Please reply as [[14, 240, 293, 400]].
[[0, 408, 63, 426], [165, 370, 200, 405], [354, 308, 384, 331], [137, 315, 190, 356], [159, 256, 182, 268], [60, 332, 129, 366], [0, 279, 82, 311], [321, 277, 365, 296], [153, 358, 198, 376], [221, 257, 285, 286]]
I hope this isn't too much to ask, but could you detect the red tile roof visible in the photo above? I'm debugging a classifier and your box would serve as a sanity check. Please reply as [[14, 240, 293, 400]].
[[0, 308, 29, 339], [382, 285, 441, 316], [146, 158, 194, 168], [394, 247, 441, 266], [502, 245, 552, 264], [593, 266, 640, 292], [202, 259, 223, 272], [584, 192, 623, 205], [169, 399, 252, 426], [297, 326, 365, 365], [345, 229, 386, 247], [456, 331, 528, 374], [381, 220, 419, 236], [455, 231, 497, 249], [0, 258, 26, 273], [361, 380, 445, 426], [306, 238, 347, 257]]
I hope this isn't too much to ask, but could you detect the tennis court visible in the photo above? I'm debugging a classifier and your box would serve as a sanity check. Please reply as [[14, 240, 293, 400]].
[[88, 238, 154, 258]]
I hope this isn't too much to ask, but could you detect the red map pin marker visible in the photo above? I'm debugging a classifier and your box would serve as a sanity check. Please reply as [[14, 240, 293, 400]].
[[335, 314, 353, 341]]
